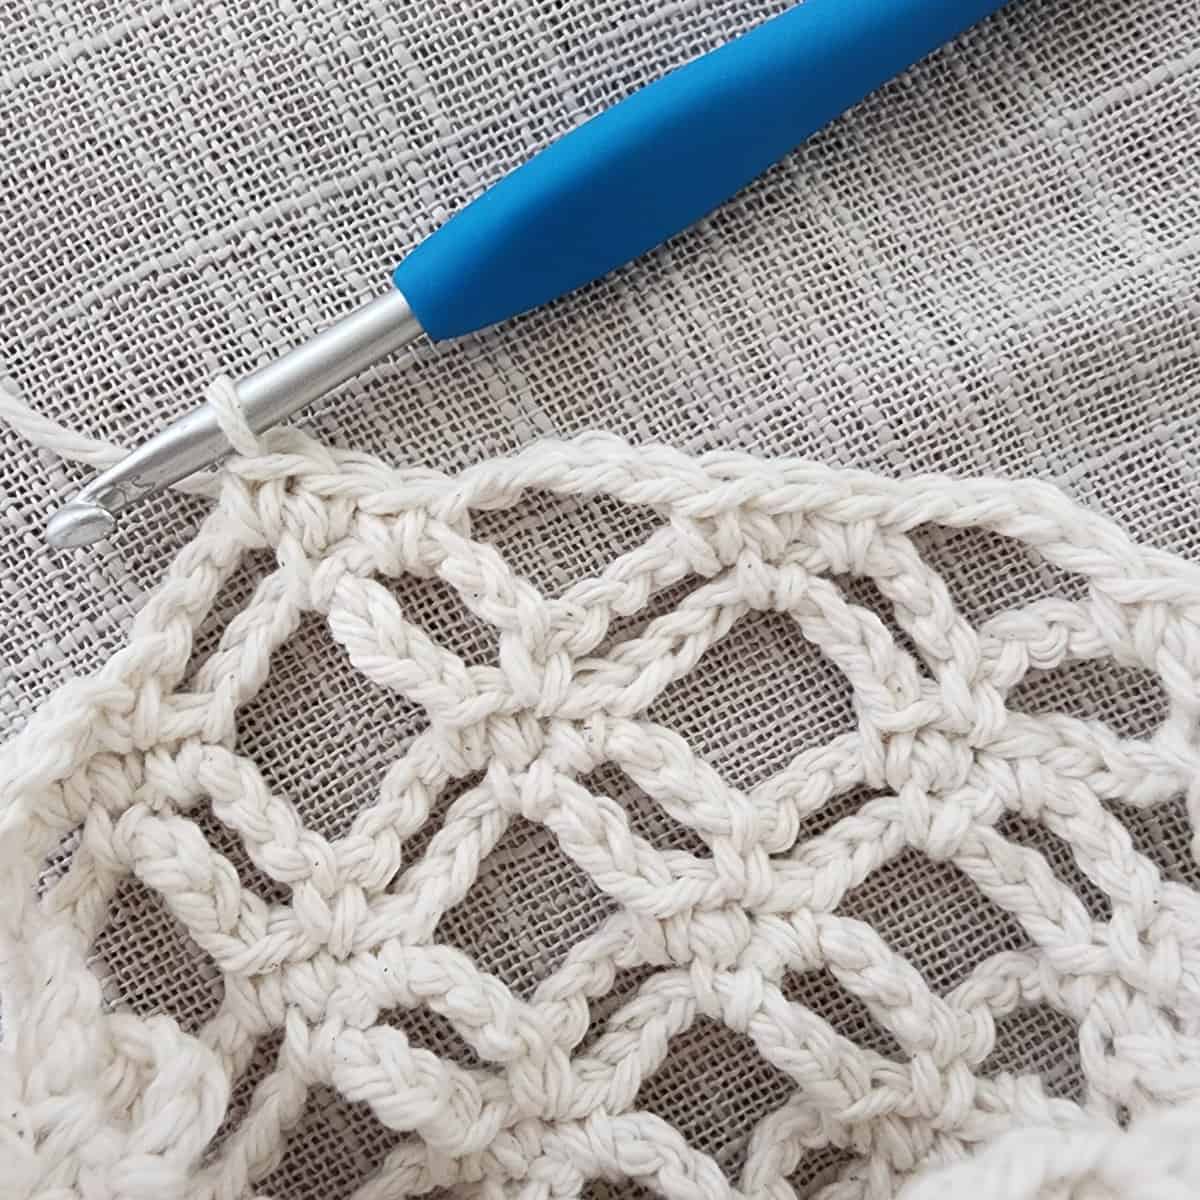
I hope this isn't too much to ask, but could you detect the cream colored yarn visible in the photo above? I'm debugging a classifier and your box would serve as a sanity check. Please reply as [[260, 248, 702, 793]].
[[2, 383, 1200, 1199]]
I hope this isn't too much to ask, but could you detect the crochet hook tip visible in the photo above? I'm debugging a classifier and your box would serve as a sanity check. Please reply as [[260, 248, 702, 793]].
[[40, 290, 424, 547], [46, 501, 116, 549]]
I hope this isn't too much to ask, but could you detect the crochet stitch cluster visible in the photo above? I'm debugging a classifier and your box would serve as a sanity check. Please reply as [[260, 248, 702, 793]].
[[2, 400, 1199, 1199]]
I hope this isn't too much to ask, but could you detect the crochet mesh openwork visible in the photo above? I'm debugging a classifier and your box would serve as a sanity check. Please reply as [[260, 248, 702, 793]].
[[3, 409, 1200, 1199]]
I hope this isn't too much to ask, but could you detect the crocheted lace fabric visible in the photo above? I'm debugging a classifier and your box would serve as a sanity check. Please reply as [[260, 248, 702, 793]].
[[3, 417, 1199, 1199]]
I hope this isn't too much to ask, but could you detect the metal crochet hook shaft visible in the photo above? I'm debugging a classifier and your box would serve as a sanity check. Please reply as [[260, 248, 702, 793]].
[[46, 292, 423, 548], [45, 0, 1014, 548]]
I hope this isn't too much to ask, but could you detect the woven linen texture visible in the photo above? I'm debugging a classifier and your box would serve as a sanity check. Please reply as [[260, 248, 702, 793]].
[[1, 0, 1199, 1197], [4, 426, 1200, 1198], [7, 424, 1200, 1200]]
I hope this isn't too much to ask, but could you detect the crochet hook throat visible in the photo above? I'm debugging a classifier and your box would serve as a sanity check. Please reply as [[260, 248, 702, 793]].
[[44, 290, 423, 549]]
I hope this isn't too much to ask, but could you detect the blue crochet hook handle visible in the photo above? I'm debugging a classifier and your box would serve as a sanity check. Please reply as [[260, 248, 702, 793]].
[[48, 0, 1012, 548], [395, 0, 1012, 340]]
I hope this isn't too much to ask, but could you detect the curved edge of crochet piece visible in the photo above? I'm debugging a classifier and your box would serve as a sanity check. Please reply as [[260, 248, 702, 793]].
[[2, 424, 1200, 1199]]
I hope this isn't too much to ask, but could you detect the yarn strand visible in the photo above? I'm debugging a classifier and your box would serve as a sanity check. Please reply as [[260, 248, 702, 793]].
[[2, 390, 1199, 1199]]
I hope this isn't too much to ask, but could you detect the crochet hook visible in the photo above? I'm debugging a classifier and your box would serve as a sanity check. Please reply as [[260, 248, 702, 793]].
[[46, 0, 1011, 548]]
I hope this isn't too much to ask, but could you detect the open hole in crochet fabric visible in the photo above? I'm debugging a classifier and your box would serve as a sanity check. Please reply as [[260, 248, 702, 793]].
[[381, 1002, 485, 1071], [35, 824, 81, 898], [259, 1085, 407, 1200], [1004, 797, 1198, 924], [987, 1002, 1085, 1103], [840, 849, 1030, 996], [381, 571, 502, 668], [597, 573, 715, 657], [634, 1015, 796, 1184], [913, 524, 1087, 628], [583, 1181, 658, 1200], [234, 612, 427, 843], [836, 573, 928, 675], [585, 567, 741, 691], [393, 769, 489, 880], [1109, 794, 1198, 889], [208, 1016, 475, 1193], [190, 801, 293, 906], [791, 782, 895, 848], [584, 762, 710, 858], [89, 875, 222, 1034], [994, 812, 1112, 923], [182, 547, 278, 684], [468, 488, 666, 599], [206, 1027, 286, 1164], [581, 964, 666, 1049], [1006, 658, 1168, 742], [780, 968, 904, 1062], [648, 610, 855, 791], [434, 817, 620, 1002], [789, 1143, 862, 1199]]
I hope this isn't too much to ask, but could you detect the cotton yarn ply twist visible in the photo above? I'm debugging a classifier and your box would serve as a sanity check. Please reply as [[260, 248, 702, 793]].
[[1, 378, 1199, 1199]]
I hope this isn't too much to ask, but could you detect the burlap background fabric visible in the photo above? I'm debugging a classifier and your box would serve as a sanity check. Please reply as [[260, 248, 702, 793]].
[[1, 1, 1198, 1196]]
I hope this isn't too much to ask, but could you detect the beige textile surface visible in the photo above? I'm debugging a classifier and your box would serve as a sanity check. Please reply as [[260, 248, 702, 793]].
[[1, 0, 1199, 1197]]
